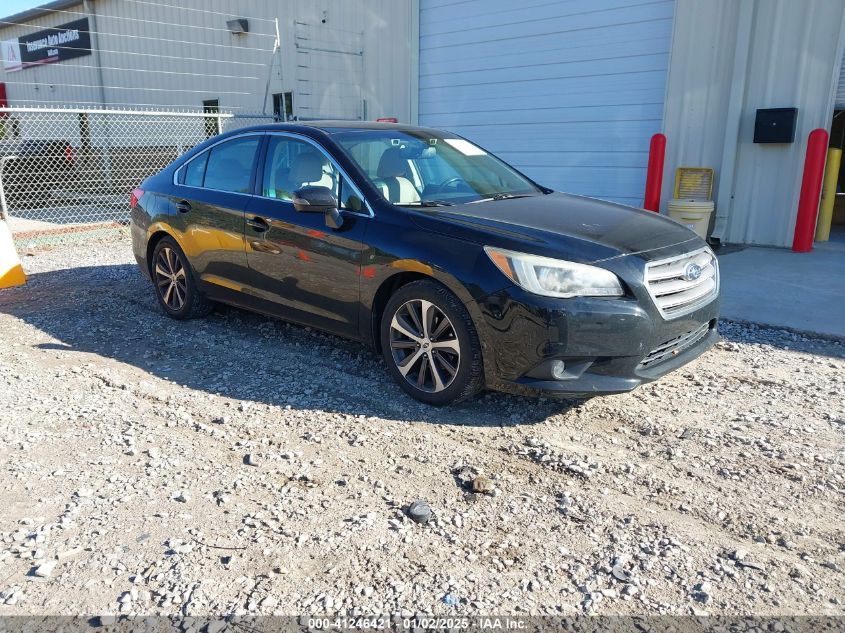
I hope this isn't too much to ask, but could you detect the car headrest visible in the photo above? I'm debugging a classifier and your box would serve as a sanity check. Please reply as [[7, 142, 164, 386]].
[[291, 153, 325, 184], [377, 147, 409, 179]]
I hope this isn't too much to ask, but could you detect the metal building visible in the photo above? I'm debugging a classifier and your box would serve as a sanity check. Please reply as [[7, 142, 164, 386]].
[[0, 0, 414, 120]]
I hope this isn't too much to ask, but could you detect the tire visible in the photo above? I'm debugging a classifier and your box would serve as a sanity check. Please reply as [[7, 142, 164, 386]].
[[380, 280, 484, 406], [150, 236, 214, 320]]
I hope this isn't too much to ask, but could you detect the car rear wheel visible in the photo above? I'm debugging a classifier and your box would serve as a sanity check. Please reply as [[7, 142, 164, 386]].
[[381, 280, 484, 406], [151, 236, 213, 320]]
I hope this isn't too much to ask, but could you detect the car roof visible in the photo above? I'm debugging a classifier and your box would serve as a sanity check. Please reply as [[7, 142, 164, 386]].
[[233, 121, 447, 137]]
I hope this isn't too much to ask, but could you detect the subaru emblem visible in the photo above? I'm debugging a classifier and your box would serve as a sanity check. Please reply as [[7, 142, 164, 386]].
[[683, 262, 702, 282]]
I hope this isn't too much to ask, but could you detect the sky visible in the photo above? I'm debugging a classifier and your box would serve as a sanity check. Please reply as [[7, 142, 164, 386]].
[[3, 0, 46, 18]]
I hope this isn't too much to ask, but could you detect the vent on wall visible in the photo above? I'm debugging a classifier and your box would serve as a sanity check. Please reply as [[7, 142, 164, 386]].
[[226, 19, 249, 34]]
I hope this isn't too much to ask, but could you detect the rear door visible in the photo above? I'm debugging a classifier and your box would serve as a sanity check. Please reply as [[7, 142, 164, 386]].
[[165, 133, 263, 296], [244, 133, 370, 338]]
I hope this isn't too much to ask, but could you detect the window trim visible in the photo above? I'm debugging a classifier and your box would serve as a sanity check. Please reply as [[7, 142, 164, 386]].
[[173, 131, 265, 196], [262, 131, 374, 218]]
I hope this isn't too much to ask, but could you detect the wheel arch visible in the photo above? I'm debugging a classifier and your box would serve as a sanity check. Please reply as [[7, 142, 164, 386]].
[[369, 271, 431, 355], [145, 230, 171, 276], [367, 269, 493, 383], [145, 224, 187, 277]]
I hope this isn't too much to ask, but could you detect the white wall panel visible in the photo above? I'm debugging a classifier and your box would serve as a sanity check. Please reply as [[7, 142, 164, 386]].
[[660, 0, 741, 213], [836, 43, 845, 108], [0, 0, 413, 120], [725, 0, 845, 247], [418, 0, 675, 206]]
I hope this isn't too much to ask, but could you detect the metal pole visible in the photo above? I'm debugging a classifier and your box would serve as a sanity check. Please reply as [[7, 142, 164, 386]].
[[0, 155, 19, 221], [792, 128, 829, 253], [263, 18, 281, 116], [643, 133, 666, 212], [816, 147, 841, 242], [83, 0, 112, 189]]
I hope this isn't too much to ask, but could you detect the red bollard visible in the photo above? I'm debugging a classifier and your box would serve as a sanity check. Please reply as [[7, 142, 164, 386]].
[[643, 133, 666, 212], [792, 128, 829, 252]]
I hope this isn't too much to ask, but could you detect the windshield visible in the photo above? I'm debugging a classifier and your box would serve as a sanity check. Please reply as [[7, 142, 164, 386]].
[[333, 130, 545, 206]]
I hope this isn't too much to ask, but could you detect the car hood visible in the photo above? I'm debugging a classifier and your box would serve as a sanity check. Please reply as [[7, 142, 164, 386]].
[[408, 192, 703, 264]]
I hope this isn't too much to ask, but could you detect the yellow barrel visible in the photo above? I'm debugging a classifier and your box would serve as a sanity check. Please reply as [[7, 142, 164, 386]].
[[667, 199, 715, 239], [815, 147, 841, 242]]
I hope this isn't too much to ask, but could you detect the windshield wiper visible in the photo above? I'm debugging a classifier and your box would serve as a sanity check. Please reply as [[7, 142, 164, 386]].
[[397, 200, 455, 207], [486, 193, 535, 201]]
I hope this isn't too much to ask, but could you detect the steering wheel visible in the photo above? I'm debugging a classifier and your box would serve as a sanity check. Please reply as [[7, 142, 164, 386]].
[[437, 177, 465, 192]]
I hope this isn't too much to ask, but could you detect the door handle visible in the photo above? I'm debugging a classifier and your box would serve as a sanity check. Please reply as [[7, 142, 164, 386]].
[[175, 200, 191, 213], [246, 216, 270, 232]]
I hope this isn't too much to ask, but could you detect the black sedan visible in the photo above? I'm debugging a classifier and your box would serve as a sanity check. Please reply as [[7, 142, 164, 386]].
[[130, 122, 719, 405]]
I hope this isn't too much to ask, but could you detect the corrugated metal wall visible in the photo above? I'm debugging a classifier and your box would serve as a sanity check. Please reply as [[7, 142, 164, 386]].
[[660, 1, 741, 212], [664, 0, 845, 247], [0, 0, 413, 119], [836, 43, 845, 108], [726, 0, 845, 247], [417, 0, 675, 206]]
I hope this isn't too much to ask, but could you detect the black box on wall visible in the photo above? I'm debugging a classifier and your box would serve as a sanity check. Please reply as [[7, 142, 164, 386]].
[[754, 108, 798, 143]]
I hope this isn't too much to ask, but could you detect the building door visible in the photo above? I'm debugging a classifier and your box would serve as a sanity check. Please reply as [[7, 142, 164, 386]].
[[417, 0, 674, 207]]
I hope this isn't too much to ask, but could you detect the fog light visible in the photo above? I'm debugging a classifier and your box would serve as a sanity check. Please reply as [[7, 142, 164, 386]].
[[551, 360, 567, 380]]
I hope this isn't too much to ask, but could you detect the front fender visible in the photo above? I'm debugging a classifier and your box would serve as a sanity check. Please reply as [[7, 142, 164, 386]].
[[358, 228, 511, 388]]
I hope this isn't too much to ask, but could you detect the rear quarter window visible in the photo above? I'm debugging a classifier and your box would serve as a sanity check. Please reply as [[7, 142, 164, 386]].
[[183, 151, 208, 187]]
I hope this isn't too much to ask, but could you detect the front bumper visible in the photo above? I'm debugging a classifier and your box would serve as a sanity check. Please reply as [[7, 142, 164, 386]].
[[475, 285, 720, 397]]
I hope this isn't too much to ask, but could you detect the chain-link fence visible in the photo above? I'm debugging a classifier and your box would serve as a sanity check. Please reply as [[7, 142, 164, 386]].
[[0, 106, 275, 249]]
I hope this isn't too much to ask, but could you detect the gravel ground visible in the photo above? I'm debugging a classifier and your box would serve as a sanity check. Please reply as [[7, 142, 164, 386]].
[[0, 239, 843, 618]]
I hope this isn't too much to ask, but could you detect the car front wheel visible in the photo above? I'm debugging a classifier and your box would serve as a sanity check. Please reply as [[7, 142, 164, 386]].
[[380, 280, 484, 406]]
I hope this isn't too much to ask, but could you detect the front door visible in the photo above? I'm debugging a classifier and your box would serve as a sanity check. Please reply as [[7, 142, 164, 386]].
[[244, 133, 370, 338]]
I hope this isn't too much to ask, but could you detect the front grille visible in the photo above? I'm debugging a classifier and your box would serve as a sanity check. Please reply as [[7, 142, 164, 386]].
[[644, 247, 719, 319], [638, 322, 711, 369]]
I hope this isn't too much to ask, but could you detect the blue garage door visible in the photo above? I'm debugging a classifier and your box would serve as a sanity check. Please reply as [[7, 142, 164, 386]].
[[419, 0, 675, 206]]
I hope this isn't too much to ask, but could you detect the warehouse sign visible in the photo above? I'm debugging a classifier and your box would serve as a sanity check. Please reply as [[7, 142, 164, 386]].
[[3, 17, 91, 72]]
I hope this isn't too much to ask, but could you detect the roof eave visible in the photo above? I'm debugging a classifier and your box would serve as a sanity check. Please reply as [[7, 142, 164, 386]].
[[0, 0, 85, 30]]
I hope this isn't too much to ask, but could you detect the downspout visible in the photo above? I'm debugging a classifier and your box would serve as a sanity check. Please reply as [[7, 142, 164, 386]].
[[710, 0, 755, 242], [82, 0, 111, 187], [409, 0, 420, 125], [262, 18, 281, 117], [82, 0, 106, 109]]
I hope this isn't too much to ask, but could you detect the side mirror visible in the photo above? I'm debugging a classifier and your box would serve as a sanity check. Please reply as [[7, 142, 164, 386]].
[[292, 186, 337, 213], [325, 207, 344, 230]]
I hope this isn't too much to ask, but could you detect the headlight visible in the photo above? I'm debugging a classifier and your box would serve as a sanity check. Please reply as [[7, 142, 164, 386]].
[[484, 246, 624, 298]]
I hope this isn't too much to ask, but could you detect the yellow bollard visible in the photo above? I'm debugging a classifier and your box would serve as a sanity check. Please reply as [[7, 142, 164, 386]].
[[816, 147, 841, 242], [0, 218, 26, 289]]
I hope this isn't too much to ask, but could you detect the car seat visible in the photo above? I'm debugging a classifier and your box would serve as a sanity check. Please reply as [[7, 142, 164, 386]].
[[289, 152, 335, 192], [373, 147, 421, 204]]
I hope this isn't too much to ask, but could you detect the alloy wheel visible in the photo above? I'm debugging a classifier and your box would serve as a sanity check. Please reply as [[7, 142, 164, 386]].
[[389, 299, 461, 393], [154, 246, 188, 311]]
